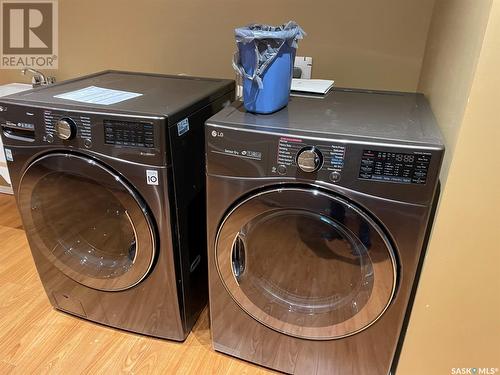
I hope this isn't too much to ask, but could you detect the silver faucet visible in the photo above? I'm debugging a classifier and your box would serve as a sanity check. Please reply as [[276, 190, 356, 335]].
[[21, 68, 56, 88]]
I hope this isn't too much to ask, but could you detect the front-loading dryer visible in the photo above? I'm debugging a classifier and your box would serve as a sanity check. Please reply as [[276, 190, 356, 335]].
[[205, 88, 444, 374], [0, 71, 234, 340]]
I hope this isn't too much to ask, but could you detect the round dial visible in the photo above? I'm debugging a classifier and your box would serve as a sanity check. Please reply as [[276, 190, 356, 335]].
[[55, 118, 76, 140], [296, 147, 323, 172]]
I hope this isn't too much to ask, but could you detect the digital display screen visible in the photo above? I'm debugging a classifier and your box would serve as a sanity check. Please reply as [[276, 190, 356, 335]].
[[104, 120, 154, 148], [359, 149, 431, 184]]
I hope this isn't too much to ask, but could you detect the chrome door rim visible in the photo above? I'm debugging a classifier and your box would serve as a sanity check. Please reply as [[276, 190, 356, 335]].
[[215, 186, 398, 340], [18, 152, 157, 292]]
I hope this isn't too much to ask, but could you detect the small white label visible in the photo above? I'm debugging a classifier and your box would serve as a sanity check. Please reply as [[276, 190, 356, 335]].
[[177, 118, 189, 136], [146, 170, 158, 185], [54, 86, 142, 105], [5, 148, 13, 162]]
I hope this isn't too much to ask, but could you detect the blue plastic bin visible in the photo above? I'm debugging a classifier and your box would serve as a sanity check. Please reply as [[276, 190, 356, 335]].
[[233, 22, 305, 114]]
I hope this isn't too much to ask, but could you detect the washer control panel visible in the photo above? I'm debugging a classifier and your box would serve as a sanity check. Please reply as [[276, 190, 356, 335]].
[[0, 103, 166, 166], [41, 110, 156, 150], [43, 110, 92, 143], [104, 120, 154, 148], [358, 149, 431, 184]]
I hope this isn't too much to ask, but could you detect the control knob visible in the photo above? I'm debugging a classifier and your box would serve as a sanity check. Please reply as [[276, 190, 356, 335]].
[[297, 147, 323, 172], [55, 118, 76, 140]]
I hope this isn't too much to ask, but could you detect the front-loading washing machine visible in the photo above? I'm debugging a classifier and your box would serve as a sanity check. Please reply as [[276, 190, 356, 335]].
[[205, 88, 444, 374], [0, 71, 234, 340]]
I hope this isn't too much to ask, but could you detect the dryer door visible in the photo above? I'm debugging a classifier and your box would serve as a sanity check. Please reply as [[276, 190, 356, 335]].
[[17, 153, 156, 291], [216, 187, 397, 340]]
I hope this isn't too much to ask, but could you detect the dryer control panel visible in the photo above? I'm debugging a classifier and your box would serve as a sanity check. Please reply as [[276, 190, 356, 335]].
[[275, 136, 346, 182], [206, 124, 443, 204], [206, 124, 442, 188], [358, 150, 431, 184], [278, 137, 345, 171], [207, 127, 349, 184]]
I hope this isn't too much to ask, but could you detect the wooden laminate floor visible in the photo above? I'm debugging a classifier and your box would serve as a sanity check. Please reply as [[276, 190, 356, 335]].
[[0, 194, 274, 375]]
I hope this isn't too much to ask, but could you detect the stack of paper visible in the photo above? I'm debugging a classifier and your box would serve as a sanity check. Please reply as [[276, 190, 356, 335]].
[[291, 79, 334, 95]]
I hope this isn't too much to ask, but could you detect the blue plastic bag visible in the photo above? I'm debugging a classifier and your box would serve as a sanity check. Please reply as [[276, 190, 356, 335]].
[[232, 21, 306, 114]]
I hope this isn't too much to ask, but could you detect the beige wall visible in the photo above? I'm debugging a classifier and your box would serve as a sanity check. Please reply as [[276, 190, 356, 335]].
[[418, 0, 492, 180], [398, 2, 500, 373], [0, 0, 435, 91], [1, 1, 499, 373]]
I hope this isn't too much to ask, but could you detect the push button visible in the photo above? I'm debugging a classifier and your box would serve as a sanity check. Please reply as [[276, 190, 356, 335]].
[[329, 171, 341, 183], [277, 165, 287, 175], [84, 139, 92, 148]]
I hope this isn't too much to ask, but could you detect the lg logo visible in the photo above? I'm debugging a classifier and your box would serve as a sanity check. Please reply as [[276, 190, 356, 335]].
[[1, 0, 58, 68]]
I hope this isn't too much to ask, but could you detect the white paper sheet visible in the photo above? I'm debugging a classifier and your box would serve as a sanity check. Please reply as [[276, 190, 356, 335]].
[[54, 86, 142, 105], [291, 79, 335, 94]]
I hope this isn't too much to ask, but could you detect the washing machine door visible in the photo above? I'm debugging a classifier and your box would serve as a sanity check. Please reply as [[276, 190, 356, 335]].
[[216, 187, 397, 340], [17, 153, 156, 291]]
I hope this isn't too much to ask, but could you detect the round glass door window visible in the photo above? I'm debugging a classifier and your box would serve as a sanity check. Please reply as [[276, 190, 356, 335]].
[[18, 153, 156, 291], [215, 187, 397, 340]]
